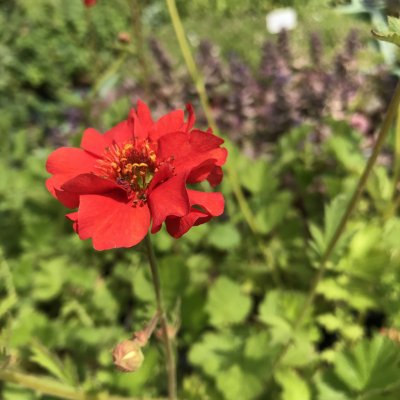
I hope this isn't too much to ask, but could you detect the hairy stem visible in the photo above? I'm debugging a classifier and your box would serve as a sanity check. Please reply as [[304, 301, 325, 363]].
[[128, 0, 150, 95], [0, 370, 163, 400], [164, 0, 258, 233], [384, 102, 400, 219], [266, 80, 400, 383], [163, 0, 283, 283], [144, 235, 177, 400]]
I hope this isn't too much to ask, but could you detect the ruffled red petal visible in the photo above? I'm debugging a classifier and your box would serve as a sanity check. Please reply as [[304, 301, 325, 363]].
[[148, 164, 174, 193], [103, 119, 133, 144], [149, 109, 185, 141], [166, 210, 211, 238], [66, 212, 78, 232], [148, 173, 190, 233], [80, 128, 110, 157], [46, 148, 98, 207], [136, 100, 154, 132], [165, 190, 224, 238], [61, 173, 125, 196], [206, 166, 224, 187], [184, 104, 195, 132], [157, 131, 227, 179], [187, 160, 225, 186], [187, 190, 224, 216], [76, 194, 150, 250]]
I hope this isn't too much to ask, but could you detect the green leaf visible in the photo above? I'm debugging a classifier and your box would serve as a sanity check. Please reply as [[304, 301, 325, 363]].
[[30, 341, 77, 386], [315, 373, 351, 400], [318, 336, 400, 398], [258, 290, 310, 343], [189, 331, 272, 400], [32, 257, 65, 301], [206, 277, 251, 326], [216, 365, 264, 400], [309, 194, 352, 257], [207, 223, 241, 251], [372, 16, 400, 47], [275, 368, 311, 400], [256, 192, 292, 235], [189, 332, 241, 377]]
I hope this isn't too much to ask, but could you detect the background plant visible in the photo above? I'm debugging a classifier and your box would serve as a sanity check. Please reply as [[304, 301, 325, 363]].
[[1, 0, 400, 399]]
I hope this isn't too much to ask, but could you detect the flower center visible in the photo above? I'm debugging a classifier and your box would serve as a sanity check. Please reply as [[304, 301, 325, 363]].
[[96, 140, 158, 204]]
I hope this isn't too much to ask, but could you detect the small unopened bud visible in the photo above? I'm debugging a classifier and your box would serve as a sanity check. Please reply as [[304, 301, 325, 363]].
[[112, 340, 144, 372], [118, 32, 131, 43], [156, 324, 178, 342]]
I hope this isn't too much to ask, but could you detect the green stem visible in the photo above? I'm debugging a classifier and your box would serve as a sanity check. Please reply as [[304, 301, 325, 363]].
[[128, 0, 150, 95], [384, 102, 400, 219], [0, 370, 163, 400], [392, 103, 400, 199], [144, 235, 177, 400], [164, 0, 258, 234], [266, 80, 400, 383], [163, 0, 280, 282]]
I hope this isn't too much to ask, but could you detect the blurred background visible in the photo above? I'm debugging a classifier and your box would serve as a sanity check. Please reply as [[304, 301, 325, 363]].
[[2, 0, 400, 399]]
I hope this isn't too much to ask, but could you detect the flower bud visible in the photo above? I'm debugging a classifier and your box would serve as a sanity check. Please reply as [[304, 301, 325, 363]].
[[118, 32, 131, 44], [112, 339, 144, 372]]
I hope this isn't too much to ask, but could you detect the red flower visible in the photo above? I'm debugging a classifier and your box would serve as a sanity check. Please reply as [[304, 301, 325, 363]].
[[46, 101, 226, 250], [84, 0, 96, 7]]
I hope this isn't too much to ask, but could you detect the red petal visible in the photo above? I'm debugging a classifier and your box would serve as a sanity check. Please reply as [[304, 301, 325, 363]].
[[61, 173, 125, 196], [51, 187, 79, 209], [188, 163, 224, 187], [46, 148, 98, 203], [148, 164, 174, 193], [66, 212, 78, 232], [103, 120, 133, 144], [157, 132, 188, 161], [46, 147, 97, 175], [187, 190, 224, 216], [207, 166, 223, 187], [157, 131, 227, 180], [190, 129, 224, 151], [165, 190, 224, 238], [137, 100, 153, 132], [149, 109, 185, 141], [80, 128, 110, 157], [77, 194, 150, 250], [148, 173, 190, 233], [84, 0, 96, 7], [166, 209, 211, 238], [184, 104, 195, 132]]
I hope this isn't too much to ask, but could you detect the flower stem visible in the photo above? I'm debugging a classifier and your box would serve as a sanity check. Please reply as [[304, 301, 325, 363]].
[[128, 0, 150, 96], [164, 0, 258, 233], [144, 235, 177, 400], [384, 102, 400, 220], [0, 370, 163, 400], [266, 79, 400, 384], [162, 0, 282, 283]]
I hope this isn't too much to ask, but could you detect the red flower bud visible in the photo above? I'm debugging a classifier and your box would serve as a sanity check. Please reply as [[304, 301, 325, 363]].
[[112, 340, 144, 372], [84, 0, 96, 7]]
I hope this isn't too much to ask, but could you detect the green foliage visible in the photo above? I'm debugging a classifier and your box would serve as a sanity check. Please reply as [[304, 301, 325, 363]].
[[1, 0, 400, 399], [315, 336, 400, 399], [373, 16, 400, 48], [206, 277, 252, 326]]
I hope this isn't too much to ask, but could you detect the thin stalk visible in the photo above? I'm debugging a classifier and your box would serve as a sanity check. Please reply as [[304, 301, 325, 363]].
[[384, 102, 400, 219], [392, 102, 400, 198], [144, 235, 177, 400], [163, 0, 281, 282], [164, 0, 258, 234], [128, 0, 150, 95], [265, 80, 400, 384], [0, 370, 163, 400]]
